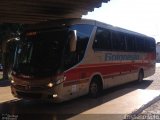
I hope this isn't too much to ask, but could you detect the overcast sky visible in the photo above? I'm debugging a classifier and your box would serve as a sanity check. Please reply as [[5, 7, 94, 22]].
[[83, 0, 160, 42]]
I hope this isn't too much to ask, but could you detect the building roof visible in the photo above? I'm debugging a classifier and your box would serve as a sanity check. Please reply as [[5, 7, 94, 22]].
[[0, 0, 110, 24]]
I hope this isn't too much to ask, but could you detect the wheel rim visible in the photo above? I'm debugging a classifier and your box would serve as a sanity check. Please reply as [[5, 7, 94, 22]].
[[138, 72, 143, 82], [90, 82, 98, 95]]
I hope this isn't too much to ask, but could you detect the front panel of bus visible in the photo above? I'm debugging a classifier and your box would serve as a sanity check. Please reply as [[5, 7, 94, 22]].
[[11, 23, 94, 101]]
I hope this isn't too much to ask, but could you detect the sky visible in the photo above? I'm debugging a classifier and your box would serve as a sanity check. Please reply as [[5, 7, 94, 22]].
[[83, 0, 160, 43]]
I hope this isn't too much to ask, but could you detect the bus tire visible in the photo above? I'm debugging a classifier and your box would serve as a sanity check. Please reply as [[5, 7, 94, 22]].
[[89, 77, 102, 98], [138, 70, 144, 82]]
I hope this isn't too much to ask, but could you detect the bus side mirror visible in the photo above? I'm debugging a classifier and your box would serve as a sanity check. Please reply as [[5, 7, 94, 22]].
[[69, 30, 77, 52]]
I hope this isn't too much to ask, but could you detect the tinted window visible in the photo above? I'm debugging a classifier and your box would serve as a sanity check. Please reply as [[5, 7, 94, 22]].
[[93, 27, 155, 53], [93, 27, 112, 50], [63, 24, 94, 70], [126, 35, 136, 51], [144, 39, 150, 52], [13, 29, 67, 77], [147, 38, 156, 52], [71, 25, 93, 57], [112, 31, 126, 51], [135, 37, 145, 52]]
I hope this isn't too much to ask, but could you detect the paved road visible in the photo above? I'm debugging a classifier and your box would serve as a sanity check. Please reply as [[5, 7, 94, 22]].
[[0, 64, 160, 120], [141, 65, 160, 115], [156, 63, 160, 68]]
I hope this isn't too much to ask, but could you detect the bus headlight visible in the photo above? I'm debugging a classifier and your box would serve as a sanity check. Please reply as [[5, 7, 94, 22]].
[[47, 82, 54, 88], [11, 80, 15, 84]]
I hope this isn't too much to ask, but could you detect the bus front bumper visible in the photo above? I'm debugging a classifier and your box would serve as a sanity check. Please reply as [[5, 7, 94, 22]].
[[11, 83, 63, 103]]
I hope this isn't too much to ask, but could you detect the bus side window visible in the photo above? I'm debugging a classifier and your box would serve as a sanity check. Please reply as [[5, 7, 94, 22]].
[[144, 38, 150, 52], [135, 37, 145, 52], [149, 39, 156, 52], [126, 35, 136, 52], [112, 31, 126, 51], [73, 24, 93, 61], [63, 24, 93, 70], [93, 27, 111, 51]]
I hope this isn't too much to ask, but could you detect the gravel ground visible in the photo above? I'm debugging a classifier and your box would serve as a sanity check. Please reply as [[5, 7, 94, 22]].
[[141, 65, 160, 115]]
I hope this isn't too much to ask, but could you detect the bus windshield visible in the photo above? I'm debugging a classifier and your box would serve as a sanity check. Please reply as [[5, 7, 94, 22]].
[[13, 24, 94, 77], [13, 29, 67, 77]]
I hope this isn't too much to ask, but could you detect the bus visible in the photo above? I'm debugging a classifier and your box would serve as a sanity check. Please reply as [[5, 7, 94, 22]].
[[11, 19, 156, 102]]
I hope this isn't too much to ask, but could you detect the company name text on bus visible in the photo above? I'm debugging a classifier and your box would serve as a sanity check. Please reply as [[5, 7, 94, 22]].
[[105, 53, 140, 61]]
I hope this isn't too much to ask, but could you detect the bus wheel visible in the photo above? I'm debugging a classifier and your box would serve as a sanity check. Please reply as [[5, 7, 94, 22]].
[[89, 78, 102, 98], [138, 70, 144, 82]]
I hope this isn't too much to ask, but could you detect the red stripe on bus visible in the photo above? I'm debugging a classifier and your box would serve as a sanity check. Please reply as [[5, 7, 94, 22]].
[[63, 62, 153, 86], [63, 78, 89, 87], [103, 70, 137, 79]]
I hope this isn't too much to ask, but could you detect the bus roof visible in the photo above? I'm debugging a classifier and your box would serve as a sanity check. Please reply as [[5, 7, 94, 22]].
[[24, 18, 154, 39]]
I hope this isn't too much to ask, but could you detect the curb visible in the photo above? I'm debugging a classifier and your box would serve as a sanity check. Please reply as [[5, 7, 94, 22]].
[[125, 94, 160, 120]]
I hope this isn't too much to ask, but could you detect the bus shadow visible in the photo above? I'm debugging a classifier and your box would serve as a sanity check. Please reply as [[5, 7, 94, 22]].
[[0, 80, 153, 120]]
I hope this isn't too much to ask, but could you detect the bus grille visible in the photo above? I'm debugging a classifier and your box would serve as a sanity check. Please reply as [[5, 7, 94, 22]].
[[16, 91, 42, 99], [14, 85, 47, 91]]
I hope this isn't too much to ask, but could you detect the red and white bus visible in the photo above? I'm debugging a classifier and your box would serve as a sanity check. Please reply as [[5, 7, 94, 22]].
[[11, 19, 156, 102]]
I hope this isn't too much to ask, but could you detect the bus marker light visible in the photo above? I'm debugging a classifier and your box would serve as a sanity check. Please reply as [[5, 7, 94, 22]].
[[53, 94, 58, 98]]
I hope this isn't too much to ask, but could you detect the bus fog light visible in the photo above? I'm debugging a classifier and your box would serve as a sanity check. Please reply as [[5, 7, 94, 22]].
[[47, 83, 53, 88], [53, 94, 58, 98]]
